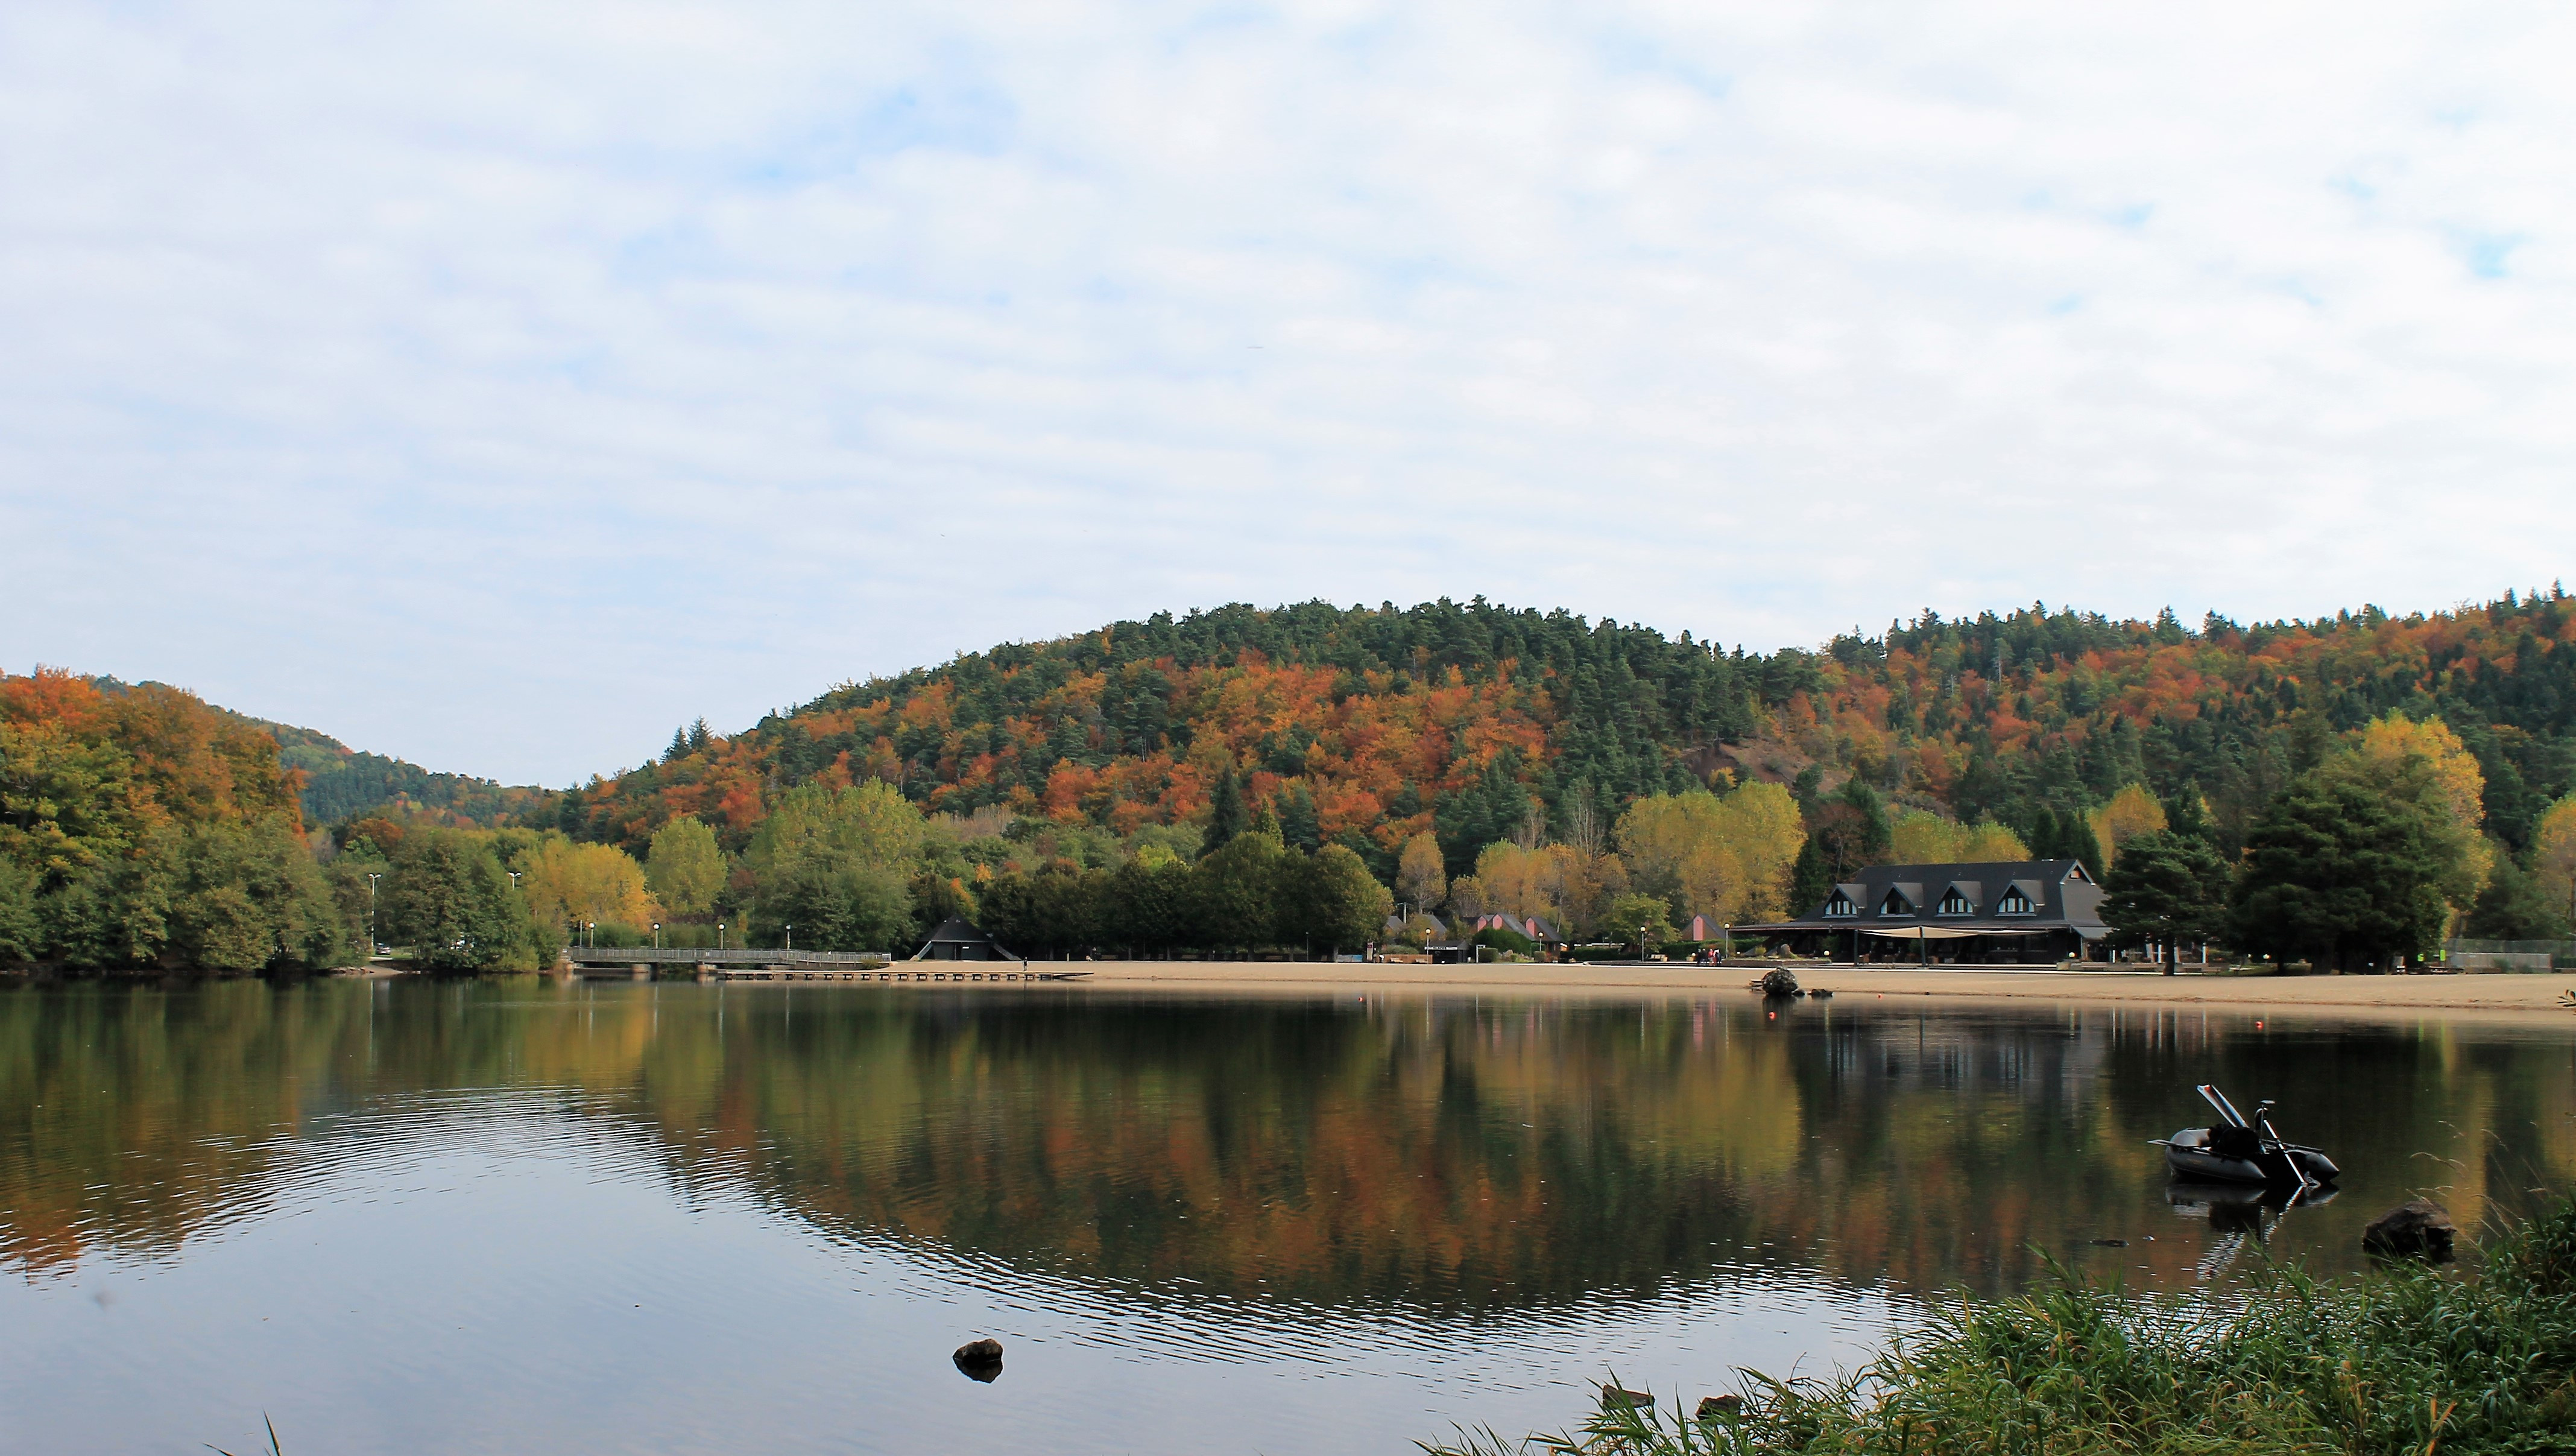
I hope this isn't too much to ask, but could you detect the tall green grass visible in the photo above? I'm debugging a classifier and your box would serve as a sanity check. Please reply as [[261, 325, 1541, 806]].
[[1426, 1198, 2576, 1456]]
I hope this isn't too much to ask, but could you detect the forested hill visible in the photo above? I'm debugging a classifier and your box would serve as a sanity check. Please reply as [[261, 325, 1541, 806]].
[[79, 676, 551, 829], [557, 590, 2576, 876]]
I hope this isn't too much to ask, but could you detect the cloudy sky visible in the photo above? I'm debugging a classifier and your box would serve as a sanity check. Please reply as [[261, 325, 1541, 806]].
[[4, 2, 2570, 786]]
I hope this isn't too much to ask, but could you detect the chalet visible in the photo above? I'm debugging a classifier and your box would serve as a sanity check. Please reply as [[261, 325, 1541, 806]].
[[1743, 859, 2107, 965], [910, 915, 1016, 962]]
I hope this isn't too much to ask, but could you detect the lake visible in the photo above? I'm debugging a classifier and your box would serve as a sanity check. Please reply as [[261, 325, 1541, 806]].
[[4, 979, 2571, 1455]]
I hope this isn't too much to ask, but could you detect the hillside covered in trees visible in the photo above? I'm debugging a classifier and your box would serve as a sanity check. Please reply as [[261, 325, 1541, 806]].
[[12, 587, 2576, 970], [563, 591, 2576, 873]]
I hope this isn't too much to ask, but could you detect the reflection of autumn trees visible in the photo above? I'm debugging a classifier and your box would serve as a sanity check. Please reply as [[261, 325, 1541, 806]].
[[620, 996, 2576, 1302], [0, 982, 365, 1271], [5, 985, 2571, 1309]]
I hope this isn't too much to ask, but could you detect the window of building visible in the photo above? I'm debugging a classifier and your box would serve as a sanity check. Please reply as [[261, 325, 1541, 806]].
[[1937, 888, 1974, 916], [1823, 892, 1857, 919], [1997, 888, 2035, 916], [1880, 889, 1915, 917]]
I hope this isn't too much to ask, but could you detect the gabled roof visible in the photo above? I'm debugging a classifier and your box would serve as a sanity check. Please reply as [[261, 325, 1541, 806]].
[[909, 915, 1016, 959], [1752, 859, 2105, 934]]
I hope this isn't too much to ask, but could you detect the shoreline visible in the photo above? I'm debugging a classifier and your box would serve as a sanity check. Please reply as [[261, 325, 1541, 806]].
[[1049, 959, 2576, 1018]]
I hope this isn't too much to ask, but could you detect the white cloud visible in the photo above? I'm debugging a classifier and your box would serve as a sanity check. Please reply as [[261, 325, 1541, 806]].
[[4, 1, 2572, 784]]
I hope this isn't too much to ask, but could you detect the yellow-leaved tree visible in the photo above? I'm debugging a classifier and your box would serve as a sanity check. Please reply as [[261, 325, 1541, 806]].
[[1613, 780, 1805, 924], [2088, 785, 2168, 869], [1462, 838, 1629, 935], [1396, 831, 1447, 913], [2528, 796, 2576, 922], [520, 837, 660, 933], [1890, 811, 2032, 866]]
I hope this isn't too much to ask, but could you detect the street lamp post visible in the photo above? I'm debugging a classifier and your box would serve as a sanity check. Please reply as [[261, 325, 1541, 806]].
[[786, 925, 793, 954], [652, 922, 661, 951], [365, 872, 381, 957], [718, 922, 726, 952]]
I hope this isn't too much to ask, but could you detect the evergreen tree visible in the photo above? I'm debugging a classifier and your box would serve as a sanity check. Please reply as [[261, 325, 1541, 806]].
[[2100, 830, 2232, 973], [2162, 785, 2214, 843], [2062, 811, 2107, 882], [2230, 776, 2448, 972], [2025, 805, 2065, 861], [1278, 783, 1322, 852], [1205, 764, 1248, 850], [1788, 835, 1834, 914]]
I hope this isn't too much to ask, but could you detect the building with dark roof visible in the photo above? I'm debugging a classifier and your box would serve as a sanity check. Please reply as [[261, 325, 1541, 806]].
[[1741, 859, 2107, 964], [910, 916, 1017, 962]]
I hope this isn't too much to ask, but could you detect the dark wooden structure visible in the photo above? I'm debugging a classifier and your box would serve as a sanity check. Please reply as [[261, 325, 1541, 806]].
[[1741, 859, 2108, 964], [911, 915, 1015, 962]]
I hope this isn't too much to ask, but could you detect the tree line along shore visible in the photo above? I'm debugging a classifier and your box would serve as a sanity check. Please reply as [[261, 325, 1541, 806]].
[[8, 590, 2576, 974]]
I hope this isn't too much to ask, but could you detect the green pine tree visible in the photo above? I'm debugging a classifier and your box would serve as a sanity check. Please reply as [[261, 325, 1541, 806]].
[[1205, 765, 1248, 850]]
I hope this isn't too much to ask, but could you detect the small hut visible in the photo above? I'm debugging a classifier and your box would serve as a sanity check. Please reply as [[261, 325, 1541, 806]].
[[911, 916, 1015, 962]]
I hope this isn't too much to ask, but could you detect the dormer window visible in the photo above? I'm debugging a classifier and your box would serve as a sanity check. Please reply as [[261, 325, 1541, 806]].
[[1997, 888, 2035, 916], [1937, 887, 1974, 916], [1822, 891, 1858, 919], [1879, 889, 1916, 917]]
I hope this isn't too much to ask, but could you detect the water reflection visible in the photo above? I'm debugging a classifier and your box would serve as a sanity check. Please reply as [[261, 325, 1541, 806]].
[[5, 981, 2571, 1303]]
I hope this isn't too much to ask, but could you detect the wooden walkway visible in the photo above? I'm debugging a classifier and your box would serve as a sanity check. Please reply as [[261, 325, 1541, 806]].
[[704, 966, 1090, 984], [554, 949, 1089, 984]]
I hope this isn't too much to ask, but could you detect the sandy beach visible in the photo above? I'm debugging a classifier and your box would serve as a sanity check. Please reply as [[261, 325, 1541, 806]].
[[1062, 958, 2576, 1019]]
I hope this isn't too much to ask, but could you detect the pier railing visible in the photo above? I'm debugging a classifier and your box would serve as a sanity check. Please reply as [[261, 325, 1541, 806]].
[[560, 948, 892, 966]]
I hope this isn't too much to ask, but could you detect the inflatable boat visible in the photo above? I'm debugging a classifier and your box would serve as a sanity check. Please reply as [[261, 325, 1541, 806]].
[[2153, 1084, 2339, 1190]]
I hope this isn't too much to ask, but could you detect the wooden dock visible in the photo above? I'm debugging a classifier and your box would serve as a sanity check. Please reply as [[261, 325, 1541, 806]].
[[706, 966, 1090, 984], [555, 948, 1089, 984]]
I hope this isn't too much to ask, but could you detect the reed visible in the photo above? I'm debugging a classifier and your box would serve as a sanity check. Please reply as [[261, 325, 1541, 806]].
[[1424, 1198, 2576, 1456]]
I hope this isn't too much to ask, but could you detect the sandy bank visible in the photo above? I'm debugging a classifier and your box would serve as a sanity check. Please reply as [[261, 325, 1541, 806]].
[[1056, 958, 2576, 1018]]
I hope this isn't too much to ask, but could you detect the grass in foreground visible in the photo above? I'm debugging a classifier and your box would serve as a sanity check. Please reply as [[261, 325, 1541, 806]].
[[1426, 1198, 2576, 1456]]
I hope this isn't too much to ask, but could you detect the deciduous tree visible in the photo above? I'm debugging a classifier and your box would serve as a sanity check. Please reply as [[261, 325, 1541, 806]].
[[1395, 832, 1447, 914], [383, 829, 527, 972], [1280, 843, 1391, 953], [645, 815, 725, 918]]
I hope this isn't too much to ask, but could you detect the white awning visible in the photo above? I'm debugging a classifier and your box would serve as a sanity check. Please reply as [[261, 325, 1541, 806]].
[[1863, 926, 2055, 940]]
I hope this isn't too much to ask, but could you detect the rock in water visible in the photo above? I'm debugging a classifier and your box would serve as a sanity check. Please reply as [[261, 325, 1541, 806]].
[[1758, 968, 1802, 998], [1600, 1385, 1653, 1410], [1696, 1394, 1743, 1420], [2363, 1198, 2456, 1261], [953, 1338, 1005, 1382]]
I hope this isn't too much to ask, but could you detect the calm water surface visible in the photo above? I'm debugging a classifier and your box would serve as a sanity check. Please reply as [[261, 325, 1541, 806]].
[[3, 980, 2572, 1455]]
